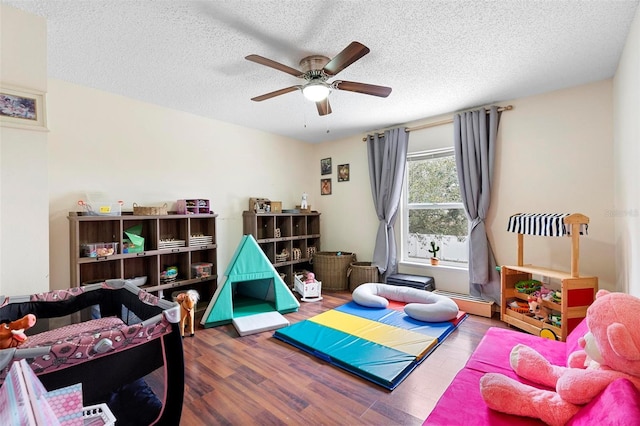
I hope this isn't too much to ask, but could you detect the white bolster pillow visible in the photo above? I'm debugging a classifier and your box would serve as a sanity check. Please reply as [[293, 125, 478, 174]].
[[352, 283, 459, 322]]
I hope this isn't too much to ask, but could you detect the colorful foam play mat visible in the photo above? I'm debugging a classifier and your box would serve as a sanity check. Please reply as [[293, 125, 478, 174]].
[[273, 301, 467, 390]]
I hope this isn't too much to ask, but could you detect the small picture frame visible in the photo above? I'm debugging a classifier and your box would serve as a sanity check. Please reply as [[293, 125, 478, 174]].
[[0, 85, 48, 131], [321, 178, 332, 195], [321, 158, 332, 175], [338, 164, 350, 182]]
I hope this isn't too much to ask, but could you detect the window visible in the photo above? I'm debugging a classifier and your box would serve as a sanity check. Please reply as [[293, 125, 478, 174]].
[[402, 148, 469, 266]]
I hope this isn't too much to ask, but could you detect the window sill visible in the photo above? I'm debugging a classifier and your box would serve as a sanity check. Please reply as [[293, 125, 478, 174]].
[[399, 260, 468, 272]]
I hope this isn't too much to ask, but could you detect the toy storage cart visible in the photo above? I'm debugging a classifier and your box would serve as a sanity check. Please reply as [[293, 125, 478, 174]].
[[501, 213, 598, 341], [0, 281, 184, 425]]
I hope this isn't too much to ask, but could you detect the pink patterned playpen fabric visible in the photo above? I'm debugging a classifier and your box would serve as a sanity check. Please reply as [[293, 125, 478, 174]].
[[0, 283, 170, 382], [0, 282, 162, 308], [0, 316, 172, 381]]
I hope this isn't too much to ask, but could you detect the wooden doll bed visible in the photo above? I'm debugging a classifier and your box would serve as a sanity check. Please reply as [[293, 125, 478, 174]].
[[0, 280, 184, 425]]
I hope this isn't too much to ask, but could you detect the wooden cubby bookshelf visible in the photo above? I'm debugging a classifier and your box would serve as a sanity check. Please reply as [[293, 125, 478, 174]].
[[68, 212, 218, 313], [501, 213, 598, 341], [243, 211, 320, 287]]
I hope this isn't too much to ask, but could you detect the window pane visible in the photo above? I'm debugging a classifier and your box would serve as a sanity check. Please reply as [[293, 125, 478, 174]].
[[408, 156, 461, 204], [408, 209, 468, 263], [404, 148, 469, 265], [408, 209, 468, 237]]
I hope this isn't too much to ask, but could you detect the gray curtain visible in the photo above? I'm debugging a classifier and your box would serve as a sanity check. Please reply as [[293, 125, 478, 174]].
[[454, 106, 501, 304], [367, 127, 409, 280]]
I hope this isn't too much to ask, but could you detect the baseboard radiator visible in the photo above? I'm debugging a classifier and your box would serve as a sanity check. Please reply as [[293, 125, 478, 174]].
[[433, 290, 494, 318]]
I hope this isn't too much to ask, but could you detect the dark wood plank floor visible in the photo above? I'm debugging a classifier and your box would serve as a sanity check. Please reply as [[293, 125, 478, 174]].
[[177, 291, 509, 425]]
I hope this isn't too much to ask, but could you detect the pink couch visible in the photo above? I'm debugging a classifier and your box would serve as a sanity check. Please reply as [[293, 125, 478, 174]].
[[424, 319, 640, 425]]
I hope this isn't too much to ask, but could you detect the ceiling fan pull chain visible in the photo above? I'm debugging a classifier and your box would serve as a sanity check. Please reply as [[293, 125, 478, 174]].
[[302, 94, 308, 128]]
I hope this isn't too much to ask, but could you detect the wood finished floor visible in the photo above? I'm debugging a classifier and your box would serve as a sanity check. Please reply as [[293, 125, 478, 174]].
[[178, 291, 510, 425]]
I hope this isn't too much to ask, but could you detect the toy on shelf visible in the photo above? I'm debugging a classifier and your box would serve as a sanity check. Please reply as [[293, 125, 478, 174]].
[[275, 248, 289, 262], [175, 290, 200, 338], [161, 266, 178, 283], [292, 248, 301, 260], [527, 294, 551, 323], [549, 312, 562, 328], [507, 299, 530, 314], [514, 279, 542, 294]]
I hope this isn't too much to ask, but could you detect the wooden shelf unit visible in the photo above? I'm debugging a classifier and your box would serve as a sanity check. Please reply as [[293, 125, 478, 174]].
[[243, 211, 320, 287], [501, 213, 598, 341], [177, 199, 210, 215], [68, 212, 218, 312]]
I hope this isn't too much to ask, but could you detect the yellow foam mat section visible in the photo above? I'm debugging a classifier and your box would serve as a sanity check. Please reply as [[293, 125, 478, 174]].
[[309, 309, 437, 358]]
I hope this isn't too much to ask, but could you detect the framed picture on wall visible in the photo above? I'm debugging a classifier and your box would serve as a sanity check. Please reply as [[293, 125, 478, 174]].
[[338, 164, 350, 182], [0, 85, 48, 131], [321, 178, 332, 195], [321, 158, 332, 175]]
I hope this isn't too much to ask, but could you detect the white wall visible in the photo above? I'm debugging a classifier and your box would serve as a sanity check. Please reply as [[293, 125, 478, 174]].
[[45, 79, 315, 292], [316, 80, 616, 294], [613, 5, 640, 297], [0, 4, 49, 295]]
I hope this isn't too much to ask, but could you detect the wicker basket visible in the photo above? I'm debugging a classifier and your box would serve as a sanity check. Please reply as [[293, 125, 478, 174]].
[[311, 251, 356, 291], [133, 203, 168, 216], [347, 262, 380, 291]]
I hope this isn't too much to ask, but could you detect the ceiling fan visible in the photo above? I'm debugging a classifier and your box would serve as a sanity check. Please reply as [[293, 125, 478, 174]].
[[245, 41, 392, 116]]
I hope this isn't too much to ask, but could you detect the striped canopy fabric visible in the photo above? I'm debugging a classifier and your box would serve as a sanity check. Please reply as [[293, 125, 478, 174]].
[[507, 213, 588, 237]]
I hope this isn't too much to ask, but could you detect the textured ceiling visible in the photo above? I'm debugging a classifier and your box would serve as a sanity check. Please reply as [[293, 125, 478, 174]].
[[3, 0, 639, 143]]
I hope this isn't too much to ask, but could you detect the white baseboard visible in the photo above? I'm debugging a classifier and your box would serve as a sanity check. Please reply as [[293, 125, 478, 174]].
[[433, 290, 494, 318]]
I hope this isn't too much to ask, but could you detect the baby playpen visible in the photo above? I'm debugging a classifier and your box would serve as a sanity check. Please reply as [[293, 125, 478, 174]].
[[0, 280, 184, 425]]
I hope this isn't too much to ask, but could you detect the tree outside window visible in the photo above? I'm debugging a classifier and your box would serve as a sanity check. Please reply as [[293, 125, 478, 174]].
[[403, 149, 468, 265]]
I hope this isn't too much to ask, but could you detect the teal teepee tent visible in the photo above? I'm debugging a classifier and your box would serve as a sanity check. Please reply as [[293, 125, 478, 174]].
[[200, 234, 299, 328]]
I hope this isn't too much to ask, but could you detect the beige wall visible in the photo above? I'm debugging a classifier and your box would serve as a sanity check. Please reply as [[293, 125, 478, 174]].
[[317, 80, 616, 294], [0, 4, 49, 295], [46, 79, 315, 291], [491, 81, 614, 288], [613, 5, 640, 297], [48, 78, 619, 296]]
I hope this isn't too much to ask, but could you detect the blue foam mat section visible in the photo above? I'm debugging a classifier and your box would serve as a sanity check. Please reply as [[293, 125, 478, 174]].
[[335, 301, 455, 337], [274, 319, 417, 389], [274, 303, 468, 390]]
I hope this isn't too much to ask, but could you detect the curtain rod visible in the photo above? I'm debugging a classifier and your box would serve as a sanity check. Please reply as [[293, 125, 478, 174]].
[[362, 104, 513, 141]]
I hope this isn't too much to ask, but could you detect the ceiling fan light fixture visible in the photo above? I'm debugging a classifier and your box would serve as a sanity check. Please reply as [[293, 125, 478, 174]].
[[302, 82, 331, 102]]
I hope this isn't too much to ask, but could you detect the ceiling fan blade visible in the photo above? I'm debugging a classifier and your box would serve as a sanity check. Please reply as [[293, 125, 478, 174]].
[[245, 54, 304, 77], [251, 86, 300, 102], [322, 41, 370, 76], [333, 80, 392, 98], [316, 98, 332, 116]]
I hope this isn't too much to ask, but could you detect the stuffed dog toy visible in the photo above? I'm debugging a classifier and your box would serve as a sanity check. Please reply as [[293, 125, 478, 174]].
[[0, 314, 36, 349], [175, 290, 199, 337]]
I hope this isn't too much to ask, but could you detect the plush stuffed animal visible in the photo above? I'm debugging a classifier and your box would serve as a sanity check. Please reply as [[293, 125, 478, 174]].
[[0, 314, 36, 349], [480, 290, 640, 426], [527, 293, 551, 322], [175, 290, 200, 338]]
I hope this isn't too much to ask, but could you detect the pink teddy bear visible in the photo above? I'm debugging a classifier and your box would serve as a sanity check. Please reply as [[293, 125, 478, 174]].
[[480, 289, 640, 426]]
